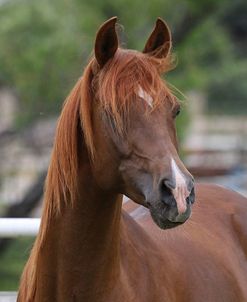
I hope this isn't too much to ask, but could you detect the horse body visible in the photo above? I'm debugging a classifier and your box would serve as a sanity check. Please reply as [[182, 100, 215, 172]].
[[125, 184, 247, 302], [17, 17, 247, 302]]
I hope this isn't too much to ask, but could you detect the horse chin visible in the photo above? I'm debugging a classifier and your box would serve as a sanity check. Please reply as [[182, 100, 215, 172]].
[[150, 213, 184, 229], [148, 202, 190, 230]]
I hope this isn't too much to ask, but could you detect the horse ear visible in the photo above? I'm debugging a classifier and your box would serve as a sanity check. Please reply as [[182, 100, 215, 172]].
[[95, 17, 118, 67], [143, 18, 172, 58]]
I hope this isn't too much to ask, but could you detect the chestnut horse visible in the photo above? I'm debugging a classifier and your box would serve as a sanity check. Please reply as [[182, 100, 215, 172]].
[[18, 17, 247, 302]]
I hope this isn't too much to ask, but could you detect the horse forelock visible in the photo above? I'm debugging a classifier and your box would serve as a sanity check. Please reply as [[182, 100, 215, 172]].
[[89, 48, 175, 149]]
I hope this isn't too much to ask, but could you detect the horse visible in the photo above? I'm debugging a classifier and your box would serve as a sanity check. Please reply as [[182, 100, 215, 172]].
[[17, 17, 247, 302]]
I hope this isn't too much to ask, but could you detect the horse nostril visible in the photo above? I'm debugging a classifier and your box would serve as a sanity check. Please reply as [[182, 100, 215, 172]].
[[187, 178, 195, 194], [187, 187, 195, 204], [163, 178, 176, 190], [160, 179, 176, 207]]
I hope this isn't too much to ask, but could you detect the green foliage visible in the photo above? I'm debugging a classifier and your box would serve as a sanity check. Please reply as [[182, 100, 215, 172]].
[[170, 18, 233, 89], [0, 0, 100, 125], [207, 62, 247, 114], [0, 237, 34, 290], [167, 0, 247, 115]]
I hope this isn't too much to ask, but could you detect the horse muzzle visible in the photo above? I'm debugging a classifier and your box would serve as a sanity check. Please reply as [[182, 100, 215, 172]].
[[148, 187, 195, 230]]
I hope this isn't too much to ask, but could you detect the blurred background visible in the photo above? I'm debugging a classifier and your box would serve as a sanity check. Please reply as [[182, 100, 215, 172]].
[[0, 0, 246, 293]]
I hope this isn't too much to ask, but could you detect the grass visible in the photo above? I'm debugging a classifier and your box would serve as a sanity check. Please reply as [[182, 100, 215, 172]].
[[0, 237, 34, 291]]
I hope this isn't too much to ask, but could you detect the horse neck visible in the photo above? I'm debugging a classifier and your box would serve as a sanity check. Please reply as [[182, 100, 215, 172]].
[[34, 155, 123, 300]]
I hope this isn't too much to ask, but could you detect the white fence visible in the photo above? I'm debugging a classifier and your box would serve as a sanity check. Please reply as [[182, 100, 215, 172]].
[[0, 218, 40, 237], [0, 292, 17, 302], [0, 218, 40, 301]]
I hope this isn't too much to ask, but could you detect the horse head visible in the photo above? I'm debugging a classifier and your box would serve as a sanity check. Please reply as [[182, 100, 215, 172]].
[[80, 17, 195, 229]]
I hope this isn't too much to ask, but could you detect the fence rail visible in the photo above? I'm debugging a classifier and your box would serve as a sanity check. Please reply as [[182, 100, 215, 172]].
[[0, 292, 17, 302], [0, 218, 40, 300], [0, 218, 40, 237]]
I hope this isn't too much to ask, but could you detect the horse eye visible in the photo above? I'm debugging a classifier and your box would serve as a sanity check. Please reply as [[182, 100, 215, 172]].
[[173, 107, 181, 118]]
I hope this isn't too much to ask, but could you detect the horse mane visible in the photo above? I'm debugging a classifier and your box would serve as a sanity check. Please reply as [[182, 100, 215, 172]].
[[18, 48, 174, 301]]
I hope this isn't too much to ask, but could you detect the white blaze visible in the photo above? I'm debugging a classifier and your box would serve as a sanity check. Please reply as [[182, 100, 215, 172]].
[[138, 87, 153, 108], [171, 158, 190, 214]]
